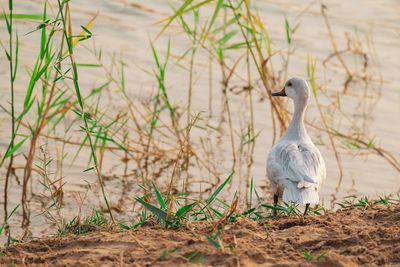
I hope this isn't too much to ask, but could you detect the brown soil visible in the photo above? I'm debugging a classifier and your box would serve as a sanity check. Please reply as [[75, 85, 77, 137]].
[[1, 204, 400, 266]]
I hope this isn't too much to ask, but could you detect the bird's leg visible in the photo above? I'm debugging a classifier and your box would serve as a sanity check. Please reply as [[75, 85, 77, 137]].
[[273, 194, 279, 216], [304, 203, 310, 216]]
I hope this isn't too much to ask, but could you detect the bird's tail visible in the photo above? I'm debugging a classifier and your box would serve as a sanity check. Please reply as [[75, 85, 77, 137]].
[[282, 182, 319, 205]]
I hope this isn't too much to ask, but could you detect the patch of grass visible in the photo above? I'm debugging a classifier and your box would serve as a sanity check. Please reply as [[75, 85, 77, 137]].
[[185, 251, 205, 264], [374, 195, 398, 206], [58, 209, 108, 236], [259, 202, 302, 217], [134, 173, 233, 229], [336, 195, 371, 209], [303, 250, 313, 261], [336, 195, 400, 209], [158, 247, 179, 261], [304, 250, 326, 261], [206, 229, 223, 249]]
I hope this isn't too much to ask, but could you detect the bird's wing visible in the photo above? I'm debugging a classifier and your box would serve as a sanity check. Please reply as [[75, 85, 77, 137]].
[[276, 142, 325, 185]]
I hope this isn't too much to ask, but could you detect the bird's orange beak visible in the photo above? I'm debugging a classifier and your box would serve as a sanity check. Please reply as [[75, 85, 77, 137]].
[[272, 88, 286, 97]]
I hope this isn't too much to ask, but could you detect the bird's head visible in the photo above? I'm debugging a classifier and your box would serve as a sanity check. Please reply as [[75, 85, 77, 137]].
[[272, 77, 310, 103]]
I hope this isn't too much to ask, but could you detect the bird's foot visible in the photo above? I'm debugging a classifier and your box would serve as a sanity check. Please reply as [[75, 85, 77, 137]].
[[303, 203, 310, 216]]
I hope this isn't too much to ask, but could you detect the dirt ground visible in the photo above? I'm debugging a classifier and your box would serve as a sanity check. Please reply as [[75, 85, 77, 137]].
[[1, 204, 400, 266]]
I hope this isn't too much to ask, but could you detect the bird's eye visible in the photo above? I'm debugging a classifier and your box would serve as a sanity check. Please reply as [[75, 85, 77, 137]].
[[287, 82, 292, 87]]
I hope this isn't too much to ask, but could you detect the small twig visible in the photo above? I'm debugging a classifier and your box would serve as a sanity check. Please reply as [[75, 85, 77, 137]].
[[129, 232, 149, 253]]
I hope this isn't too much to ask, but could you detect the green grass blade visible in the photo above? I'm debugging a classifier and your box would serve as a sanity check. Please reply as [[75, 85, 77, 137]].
[[176, 202, 196, 218], [0, 13, 45, 20], [285, 17, 292, 45], [3, 11, 11, 34], [36, 52, 55, 78], [206, 172, 233, 205], [150, 41, 161, 70], [210, 207, 223, 217], [76, 63, 102, 68], [156, 0, 195, 40], [12, 33, 18, 82], [135, 197, 168, 223], [86, 81, 110, 99], [4, 137, 27, 158], [24, 58, 39, 109], [261, 203, 286, 212], [40, 0, 47, 59], [249, 176, 253, 208], [151, 181, 167, 210], [206, 235, 221, 249], [218, 30, 237, 46], [40, 1, 47, 59], [201, 0, 223, 44], [0, 204, 20, 235]]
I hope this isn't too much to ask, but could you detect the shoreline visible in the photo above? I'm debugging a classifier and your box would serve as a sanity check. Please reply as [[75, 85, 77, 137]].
[[2, 203, 399, 266]]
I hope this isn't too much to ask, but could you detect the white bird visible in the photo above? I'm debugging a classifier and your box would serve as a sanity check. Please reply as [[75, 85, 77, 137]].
[[267, 77, 326, 215]]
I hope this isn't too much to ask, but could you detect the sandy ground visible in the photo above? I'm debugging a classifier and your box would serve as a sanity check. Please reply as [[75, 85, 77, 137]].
[[1, 204, 400, 266]]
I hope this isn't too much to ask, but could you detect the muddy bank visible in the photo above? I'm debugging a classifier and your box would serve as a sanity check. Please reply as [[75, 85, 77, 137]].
[[1, 204, 400, 266]]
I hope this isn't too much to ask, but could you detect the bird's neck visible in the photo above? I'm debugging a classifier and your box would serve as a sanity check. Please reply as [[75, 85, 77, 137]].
[[283, 98, 309, 141]]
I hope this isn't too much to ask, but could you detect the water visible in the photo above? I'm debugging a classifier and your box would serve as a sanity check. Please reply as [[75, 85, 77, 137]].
[[0, 0, 399, 237]]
